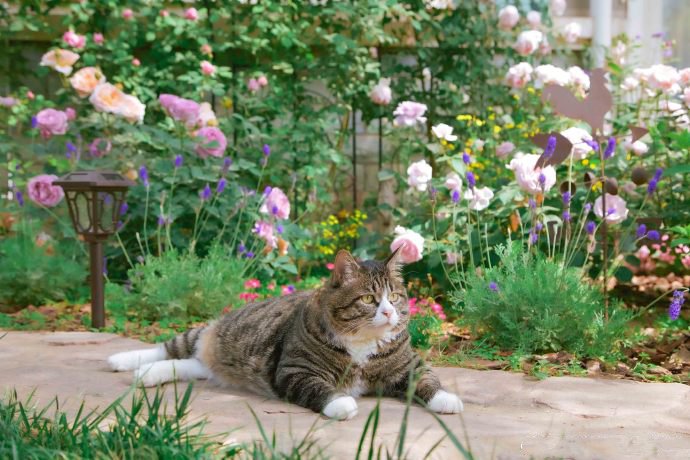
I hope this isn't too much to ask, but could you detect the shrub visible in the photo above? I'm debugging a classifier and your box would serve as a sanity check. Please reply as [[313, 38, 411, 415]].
[[455, 242, 630, 357], [0, 221, 86, 310], [111, 243, 245, 321]]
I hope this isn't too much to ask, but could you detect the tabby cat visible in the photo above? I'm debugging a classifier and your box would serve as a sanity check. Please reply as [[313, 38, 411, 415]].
[[108, 249, 463, 420]]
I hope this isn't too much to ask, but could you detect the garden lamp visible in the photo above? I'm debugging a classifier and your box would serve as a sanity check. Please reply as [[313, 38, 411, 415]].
[[54, 171, 134, 328]]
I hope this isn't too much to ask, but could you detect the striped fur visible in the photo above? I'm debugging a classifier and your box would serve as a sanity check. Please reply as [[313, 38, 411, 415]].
[[158, 250, 449, 415]]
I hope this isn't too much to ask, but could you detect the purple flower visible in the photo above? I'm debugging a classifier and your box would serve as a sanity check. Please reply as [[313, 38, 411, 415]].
[[653, 168, 663, 181], [174, 154, 183, 168], [586, 220, 596, 235], [15, 190, 24, 207], [584, 139, 599, 151], [119, 202, 128, 216], [157, 215, 166, 226], [562, 191, 571, 206], [462, 152, 471, 165], [528, 198, 537, 210], [647, 230, 660, 241], [31, 116, 38, 129], [535, 222, 543, 232], [538, 173, 546, 187], [263, 186, 273, 196], [466, 171, 476, 188], [216, 178, 227, 194], [66, 141, 77, 153], [222, 157, 232, 175], [544, 135, 556, 158], [245, 251, 255, 259], [238, 243, 246, 254], [139, 165, 149, 187], [489, 281, 499, 292], [530, 230, 538, 244], [200, 183, 211, 201], [276, 224, 284, 234], [584, 203, 592, 214], [603, 137, 616, 159], [647, 179, 658, 195], [562, 211, 571, 222], [669, 290, 685, 320], [636, 224, 647, 238], [263, 144, 271, 156], [451, 189, 460, 203]]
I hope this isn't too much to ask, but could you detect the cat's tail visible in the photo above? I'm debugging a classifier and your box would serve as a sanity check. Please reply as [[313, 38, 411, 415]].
[[163, 325, 207, 359]]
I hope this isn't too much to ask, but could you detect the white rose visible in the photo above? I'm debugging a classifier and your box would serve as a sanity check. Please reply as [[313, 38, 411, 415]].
[[431, 123, 457, 142], [507, 153, 557, 195], [406, 159, 433, 192]]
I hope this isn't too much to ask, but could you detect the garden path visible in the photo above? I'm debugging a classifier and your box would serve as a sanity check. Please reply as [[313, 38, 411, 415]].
[[1, 331, 689, 459]]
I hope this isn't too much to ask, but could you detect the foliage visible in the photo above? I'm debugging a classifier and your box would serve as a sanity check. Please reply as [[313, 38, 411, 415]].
[[0, 220, 86, 310], [108, 243, 246, 322], [456, 242, 631, 357], [0, 384, 222, 459]]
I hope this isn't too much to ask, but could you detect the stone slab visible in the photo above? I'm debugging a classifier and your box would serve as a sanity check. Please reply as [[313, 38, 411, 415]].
[[1, 331, 689, 459]]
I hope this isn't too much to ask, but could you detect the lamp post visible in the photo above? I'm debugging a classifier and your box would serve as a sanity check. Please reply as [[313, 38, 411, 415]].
[[54, 171, 134, 328]]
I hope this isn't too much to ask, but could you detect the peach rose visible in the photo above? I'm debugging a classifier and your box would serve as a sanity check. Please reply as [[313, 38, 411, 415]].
[[115, 94, 146, 123], [69, 67, 105, 98], [40, 49, 80, 75], [90, 83, 126, 113]]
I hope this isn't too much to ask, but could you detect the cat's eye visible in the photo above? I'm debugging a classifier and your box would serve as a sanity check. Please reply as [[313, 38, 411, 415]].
[[388, 292, 400, 302], [361, 294, 375, 304]]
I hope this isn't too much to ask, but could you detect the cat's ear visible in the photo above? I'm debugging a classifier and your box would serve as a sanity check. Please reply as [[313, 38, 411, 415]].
[[385, 246, 404, 281], [331, 250, 360, 287]]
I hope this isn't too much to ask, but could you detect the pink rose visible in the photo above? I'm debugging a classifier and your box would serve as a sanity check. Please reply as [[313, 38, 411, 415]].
[[247, 78, 260, 92], [27, 174, 65, 207], [507, 153, 557, 194], [679, 68, 690, 85], [93, 33, 104, 45], [594, 194, 629, 224], [684, 88, 690, 107], [257, 75, 268, 87], [159, 94, 200, 125], [0, 96, 17, 107], [514, 30, 543, 56], [496, 141, 515, 158], [160, 9, 169, 18], [648, 64, 680, 94], [505, 62, 533, 89], [390, 226, 424, 263], [393, 101, 427, 127], [89, 138, 112, 157], [498, 5, 519, 30], [200, 44, 212, 55], [35, 108, 69, 139], [70, 67, 105, 97], [201, 60, 216, 75], [184, 7, 198, 20], [132, 58, 140, 66], [370, 78, 392, 105], [27, 90, 35, 100], [527, 11, 541, 27], [195, 126, 227, 158], [65, 107, 76, 120], [407, 159, 433, 192], [444, 172, 462, 193], [254, 220, 277, 248], [562, 22, 581, 44], [63, 30, 86, 49], [122, 8, 133, 19], [260, 187, 291, 220]]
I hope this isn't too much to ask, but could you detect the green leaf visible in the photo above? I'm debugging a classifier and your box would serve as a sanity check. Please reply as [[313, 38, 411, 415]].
[[614, 266, 633, 282], [664, 164, 690, 176]]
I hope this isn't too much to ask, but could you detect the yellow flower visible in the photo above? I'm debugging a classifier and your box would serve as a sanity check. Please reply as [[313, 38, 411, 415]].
[[474, 119, 484, 127], [513, 94, 520, 100], [440, 139, 448, 147], [488, 113, 495, 120], [581, 159, 589, 166], [527, 87, 535, 94], [493, 125, 502, 135], [505, 123, 515, 129], [222, 97, 233, 109], [456, 114, 473, 121]]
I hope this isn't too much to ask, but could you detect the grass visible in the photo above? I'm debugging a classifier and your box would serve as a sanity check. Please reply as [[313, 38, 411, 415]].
[[1, 381, 474, 460]]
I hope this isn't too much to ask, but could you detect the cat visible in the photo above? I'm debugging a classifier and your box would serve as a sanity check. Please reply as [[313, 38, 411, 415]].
[[107, 249, 463, 420]]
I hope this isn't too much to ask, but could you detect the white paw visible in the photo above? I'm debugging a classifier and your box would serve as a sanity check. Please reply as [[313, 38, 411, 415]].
[[427, 390, 464, 414], [323, 396, 358, 420], [108, 347, 166, 372], [134, 362, 173, 387]]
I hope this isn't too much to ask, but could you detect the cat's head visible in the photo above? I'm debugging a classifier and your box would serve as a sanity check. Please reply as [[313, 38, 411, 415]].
[[319, 248, 408, 340]]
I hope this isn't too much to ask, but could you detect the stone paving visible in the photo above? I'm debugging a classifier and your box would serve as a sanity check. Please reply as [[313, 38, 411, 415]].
[[1, 331, 689, 459]]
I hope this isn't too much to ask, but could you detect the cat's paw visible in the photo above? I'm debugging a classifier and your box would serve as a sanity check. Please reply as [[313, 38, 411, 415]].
[[134, 362, 173, 387], [427, 390, 464, 414], [323, 396, 358, 420]]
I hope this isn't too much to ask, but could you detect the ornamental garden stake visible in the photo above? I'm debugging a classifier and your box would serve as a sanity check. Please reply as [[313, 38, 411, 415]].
[[54, 171, 134, 328]]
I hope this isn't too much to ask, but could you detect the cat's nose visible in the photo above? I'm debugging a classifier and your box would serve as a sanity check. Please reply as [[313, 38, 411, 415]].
[[382, 309, 393, 318]]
